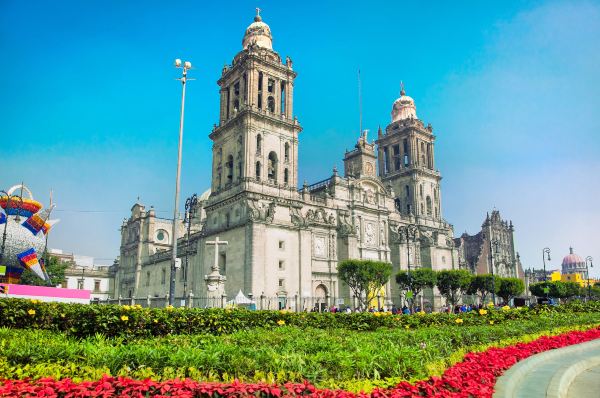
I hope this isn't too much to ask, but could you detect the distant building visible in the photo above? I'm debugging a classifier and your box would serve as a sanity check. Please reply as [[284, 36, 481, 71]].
[[49, 249, 115, 300], [546, 248, 597, 287], [454, 210, 524, 279]]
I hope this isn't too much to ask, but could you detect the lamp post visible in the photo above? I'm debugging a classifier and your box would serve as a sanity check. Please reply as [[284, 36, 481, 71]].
[[585, 256, 594, 301], [183, 193, 198, 301], [490, 238, 499, 305], [542, 248, 551, 300], [169, 59, 193, 306], [398, 224, 418, 311]]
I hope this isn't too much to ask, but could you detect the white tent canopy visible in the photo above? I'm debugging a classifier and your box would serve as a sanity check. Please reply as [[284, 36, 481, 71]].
[[227, 290, 255, 305]]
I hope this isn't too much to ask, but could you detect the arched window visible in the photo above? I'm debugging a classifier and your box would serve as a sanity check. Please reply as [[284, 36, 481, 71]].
[[284, 168, 289, 185], [280, 81, 286, 114], [268, 96, 275, 112], [420, 203, 424, 215], [268, 151, 278, 182], [237, 161, 242, 180], [426, 196, 432, 216], [284, 142, 290, 162], [419, 184, 423, 198], [256, 134, 262, 154], [255, 161, 261, 181], [233, 99, 239, 112], [226, 155, 234, 184], [257, 72, 263, 109], [405, 185, 410, 197]]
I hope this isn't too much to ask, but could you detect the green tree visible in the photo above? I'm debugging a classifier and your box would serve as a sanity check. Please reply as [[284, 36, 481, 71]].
[[466, 274, 500, 305], [338, 259, 392, 309], [436, 269, 472, 306], [498, 277, 525, 304], [395, 268, 437, 298], [20, 254, 70, 286], [563, 282, 581, 300], [529, 281, 580, 300]]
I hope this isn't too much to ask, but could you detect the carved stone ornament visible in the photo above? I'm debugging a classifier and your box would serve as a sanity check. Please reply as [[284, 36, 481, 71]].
[[314, 236, 326, 257], [290, 206, 307, 227], [306, 208, 335, 226], [337, 212, 354, 237], [365, 189, 376, 204], [265, 202, 276, 223], [365, 222, 376, 245], [246, 200, 261, 221], [246, 200, 276, 223]]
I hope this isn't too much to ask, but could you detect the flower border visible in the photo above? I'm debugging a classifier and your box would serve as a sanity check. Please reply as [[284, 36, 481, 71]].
[[1, 327, 599, 397]]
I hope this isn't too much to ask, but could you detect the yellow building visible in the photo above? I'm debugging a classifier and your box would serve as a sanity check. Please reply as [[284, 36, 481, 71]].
[[550, 270, 597, 287]]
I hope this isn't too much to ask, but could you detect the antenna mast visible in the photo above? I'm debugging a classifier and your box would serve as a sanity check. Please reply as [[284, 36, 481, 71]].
[[358, 69, 362, 136]]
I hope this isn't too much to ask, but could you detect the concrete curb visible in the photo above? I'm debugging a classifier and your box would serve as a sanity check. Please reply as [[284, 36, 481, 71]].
[[493, 338, 600, 398], [546, 354, 600, 398]]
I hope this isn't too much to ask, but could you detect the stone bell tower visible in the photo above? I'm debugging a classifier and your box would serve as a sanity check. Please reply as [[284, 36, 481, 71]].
[[343, 130, 377, 178], [376, 84, 443, 220], [208, 9, 301, 198]]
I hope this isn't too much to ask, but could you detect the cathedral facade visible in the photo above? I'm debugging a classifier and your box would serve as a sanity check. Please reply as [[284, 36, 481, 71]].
[[115, 12, 506, 310]]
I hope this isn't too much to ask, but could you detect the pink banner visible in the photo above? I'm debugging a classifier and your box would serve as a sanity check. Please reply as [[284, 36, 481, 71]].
[[0, 284, 90, 300]]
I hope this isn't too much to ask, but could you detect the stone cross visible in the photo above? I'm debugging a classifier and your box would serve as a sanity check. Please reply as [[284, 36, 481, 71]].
[[206, 236, 228, 273], [256, 7, 261, 17]]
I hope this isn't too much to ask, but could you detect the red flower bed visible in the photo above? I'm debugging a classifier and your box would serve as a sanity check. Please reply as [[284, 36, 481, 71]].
[[2, 328, 600, 397]]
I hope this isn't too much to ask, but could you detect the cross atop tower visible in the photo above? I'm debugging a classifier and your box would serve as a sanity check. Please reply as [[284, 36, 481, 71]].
[[256, 7, 261, 16], [400, 81, 405, 96]]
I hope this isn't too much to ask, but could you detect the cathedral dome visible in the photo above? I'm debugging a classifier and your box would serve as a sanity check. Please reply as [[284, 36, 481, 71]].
[[561, 247, 586, 273], [391, 84, 418, 122], [242, 10, 273, 50], [199, 188, 211, 202]]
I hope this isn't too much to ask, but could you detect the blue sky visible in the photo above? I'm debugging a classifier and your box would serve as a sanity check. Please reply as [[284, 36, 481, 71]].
[[1, 1, 599, 275]]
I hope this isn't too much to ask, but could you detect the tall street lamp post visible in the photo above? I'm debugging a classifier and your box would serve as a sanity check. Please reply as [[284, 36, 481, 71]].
[[183, 193, 198, 301], [585, 256, 594, 301], [169, 59, 193, 306], [398, 224, 418, 311], [542, 248, 551, 300]]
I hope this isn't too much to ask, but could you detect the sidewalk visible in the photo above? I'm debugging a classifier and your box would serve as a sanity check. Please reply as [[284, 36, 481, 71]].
[[494, 337, 600, 398]]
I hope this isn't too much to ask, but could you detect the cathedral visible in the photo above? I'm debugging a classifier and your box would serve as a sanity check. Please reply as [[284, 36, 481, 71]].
[[114, 12, 521, 310]]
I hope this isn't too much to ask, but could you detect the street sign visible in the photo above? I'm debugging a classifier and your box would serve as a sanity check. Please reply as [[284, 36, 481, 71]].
[[406, 291, 414, 299], [543, 287, 550, 294], [0, 265, 5, 276]]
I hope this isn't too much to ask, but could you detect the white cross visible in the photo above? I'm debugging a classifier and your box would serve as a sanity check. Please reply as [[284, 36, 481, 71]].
[[256, 7, 261, 17], [206, 236, 228, 271]]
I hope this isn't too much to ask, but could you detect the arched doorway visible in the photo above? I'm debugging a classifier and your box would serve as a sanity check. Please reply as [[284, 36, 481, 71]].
[[315, 284, 328, 312]]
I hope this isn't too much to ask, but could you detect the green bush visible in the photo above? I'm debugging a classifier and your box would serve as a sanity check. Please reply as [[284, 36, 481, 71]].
[[2, 298, 600, 339]]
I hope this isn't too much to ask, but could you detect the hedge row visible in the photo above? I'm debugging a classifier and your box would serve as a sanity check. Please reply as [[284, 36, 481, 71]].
[[2, 317, 599, 390], [1, 298, 599, 338], [4, 327, 600, 398]]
